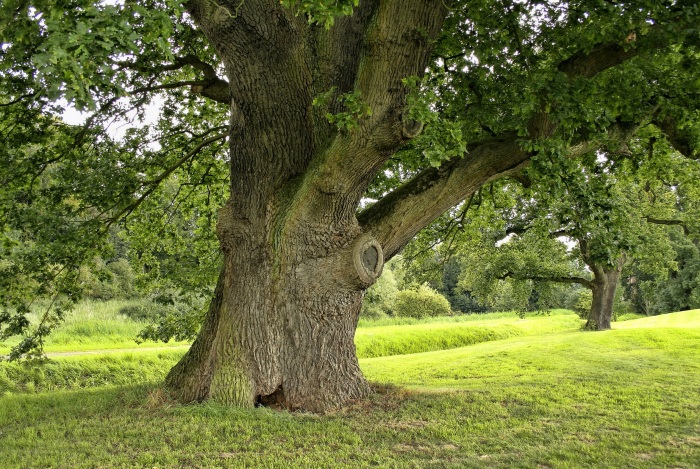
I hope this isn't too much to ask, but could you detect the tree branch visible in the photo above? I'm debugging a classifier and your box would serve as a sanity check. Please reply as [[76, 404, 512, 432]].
[[116, 54, 230, 104], [653, 114, 698, 160], [498, 271, 594, 290], [361, 111, 646, 261], [130, 80, 229, 104], [644, 216, 690, 236], [558, 42, 639, 79], [298, 1, 451, 210], [0, 92, 40, 107], [359, 133, 529, 259], [105, 132, 228, 228]]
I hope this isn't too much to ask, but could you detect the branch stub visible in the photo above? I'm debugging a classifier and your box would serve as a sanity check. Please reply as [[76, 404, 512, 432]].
[[352, 234, 384, 287]]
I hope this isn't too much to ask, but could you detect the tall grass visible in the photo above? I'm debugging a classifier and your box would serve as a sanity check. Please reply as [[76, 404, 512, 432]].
[[0, 300, 188, 354]]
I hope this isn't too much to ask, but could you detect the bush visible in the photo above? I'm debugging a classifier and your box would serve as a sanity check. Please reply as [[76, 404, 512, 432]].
[[361, 268, 398, 319], [80, 257, 136, 300], [573, 289, 592, 319], [394, 284, 452, 319]]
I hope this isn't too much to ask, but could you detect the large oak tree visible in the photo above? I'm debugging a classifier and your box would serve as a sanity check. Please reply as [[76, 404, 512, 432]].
[[1, 0, 699, 411]]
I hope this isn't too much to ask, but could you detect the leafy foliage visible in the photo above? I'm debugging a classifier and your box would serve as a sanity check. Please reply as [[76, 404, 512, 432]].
[[393, 284, 452, 319], [360, 264, 398, 319], [280, 0, 358, 28], [1, 0, 228, 356]]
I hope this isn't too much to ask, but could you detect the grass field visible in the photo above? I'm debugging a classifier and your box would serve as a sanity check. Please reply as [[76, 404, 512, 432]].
[[1, 308, 699, 467], [0, 300, 190, 354], [0, 302, 578, 356]]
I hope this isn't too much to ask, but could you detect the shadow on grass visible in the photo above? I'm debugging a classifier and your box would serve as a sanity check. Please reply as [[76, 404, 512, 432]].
[[2, 377, 699, 469]]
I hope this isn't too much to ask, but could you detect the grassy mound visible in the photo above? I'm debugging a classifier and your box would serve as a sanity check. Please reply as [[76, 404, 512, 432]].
[[0, 310, 698, 467], [614, 308, 700, 329], [355, 312, 581, 358]]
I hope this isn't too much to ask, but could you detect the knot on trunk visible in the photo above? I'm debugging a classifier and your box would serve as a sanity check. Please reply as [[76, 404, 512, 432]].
[[352, 234, 384, 288], [401, 115, 424, 140]]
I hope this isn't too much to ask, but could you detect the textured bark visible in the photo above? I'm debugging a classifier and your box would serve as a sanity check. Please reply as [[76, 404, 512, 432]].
[[166, 0, 652, 411], [585, 254, 626, 331], [166, 0, 448, 412]]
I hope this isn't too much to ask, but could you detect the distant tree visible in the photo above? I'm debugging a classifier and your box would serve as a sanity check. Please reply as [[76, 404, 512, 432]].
[[458, 132, 699, 329]]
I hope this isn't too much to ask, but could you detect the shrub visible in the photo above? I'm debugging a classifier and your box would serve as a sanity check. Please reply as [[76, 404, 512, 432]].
[[80, 257, 136, 300], [361, 268, 398, 319], [573, 289, 592, 319], [394, 284, 452, 319]]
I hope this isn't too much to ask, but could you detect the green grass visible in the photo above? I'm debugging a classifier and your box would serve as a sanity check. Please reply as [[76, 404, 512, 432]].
[[1, 310, 699, 467], [355, 312, 581, 358], [0, 349, 184, 394], [357, 308, 573, 328], [0, 300, 188, 354], [614, 308, 700, 329], [1, 303, 579, 357]]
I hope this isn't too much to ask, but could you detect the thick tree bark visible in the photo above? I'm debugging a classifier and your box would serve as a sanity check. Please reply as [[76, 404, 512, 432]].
[[165, 0, 449, 412], [585, 254, 626, 331]]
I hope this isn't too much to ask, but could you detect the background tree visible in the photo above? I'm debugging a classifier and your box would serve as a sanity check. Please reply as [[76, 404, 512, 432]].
[[457, 130, 699, 329], [2, 0, 700, 411], [623, 134, 700, 315]]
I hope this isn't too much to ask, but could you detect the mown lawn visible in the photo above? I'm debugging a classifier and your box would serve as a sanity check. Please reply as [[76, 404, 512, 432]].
[[1, 311, 699, 467]]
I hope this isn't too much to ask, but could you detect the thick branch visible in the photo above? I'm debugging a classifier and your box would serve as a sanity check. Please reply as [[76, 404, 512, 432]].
[[529, 44, 644, 139], [302, 1, 451, 207], [558, 42, 638, 79], [653, 114, 698, 159], [362, 112, 647, 261], [359, 133, 529, 259], [644, 217, 690, 236], [498, 271, 593, 290], [353, 0, 450, 148]]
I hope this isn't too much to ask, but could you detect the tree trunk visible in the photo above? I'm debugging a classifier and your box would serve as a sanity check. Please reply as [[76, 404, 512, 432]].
[[165, 207, 384, 412], [161, 0, 450, 412], [586, 255, 625, 330]]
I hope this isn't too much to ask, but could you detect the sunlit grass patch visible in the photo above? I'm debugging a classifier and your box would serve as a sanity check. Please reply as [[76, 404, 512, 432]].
[[614, 308, 700, 329], [355, 312, 582, 358], [0, 300, 189, 355], [0, 349, 185, 394], [1, 316, 699, 468]]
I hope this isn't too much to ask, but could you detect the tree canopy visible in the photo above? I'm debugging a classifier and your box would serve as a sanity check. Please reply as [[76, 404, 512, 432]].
[[2, 0, 700, 410]]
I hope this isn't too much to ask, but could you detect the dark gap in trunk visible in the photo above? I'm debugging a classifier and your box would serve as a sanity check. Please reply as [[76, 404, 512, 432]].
[[363, 245, 379, 272], [255, 386, 287, 410]]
